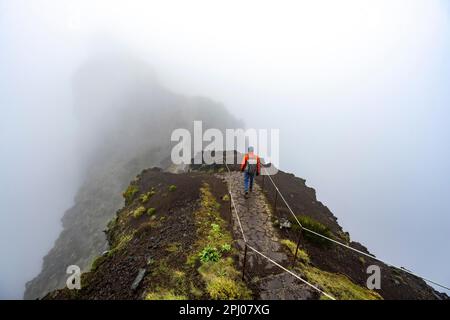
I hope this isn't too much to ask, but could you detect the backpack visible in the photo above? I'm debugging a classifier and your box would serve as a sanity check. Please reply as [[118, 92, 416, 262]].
[[246, 156, 258, 175]]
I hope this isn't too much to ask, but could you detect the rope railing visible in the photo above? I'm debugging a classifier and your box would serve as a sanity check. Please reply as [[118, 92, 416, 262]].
[[261, 166, 450, 292], [223, 161, 337, 300]]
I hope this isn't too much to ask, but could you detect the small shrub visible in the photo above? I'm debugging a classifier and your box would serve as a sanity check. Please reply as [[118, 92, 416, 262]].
[[123, 185, 139, 205], [207, 276, 251, 300], [199, 245, 221, 263], [222, 194, 230, 201], [133, 206, 146, 218], [168, 185, 177, 192], [147, 207, 156, 216], [207, 223, 226, 243], [211, 223, 221, 234], [220, 244, 231, 253], [140, 190, 156, 203], [338, 231, 351, 244], [198, 258, 252, 300], [108, 233, 133, 256], [290, 215, 334, 247]]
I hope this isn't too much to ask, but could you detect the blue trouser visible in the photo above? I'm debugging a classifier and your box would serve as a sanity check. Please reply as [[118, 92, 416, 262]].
[[244, 171, 255, 193]]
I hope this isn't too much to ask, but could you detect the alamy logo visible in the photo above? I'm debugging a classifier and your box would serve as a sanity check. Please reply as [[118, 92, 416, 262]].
[[66, 265, 81, 290], [366, 265, 381, 290], [171, 121, 280, 175]]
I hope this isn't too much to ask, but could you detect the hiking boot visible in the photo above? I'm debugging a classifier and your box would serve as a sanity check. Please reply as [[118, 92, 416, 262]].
[[244, 191, 249, 199]]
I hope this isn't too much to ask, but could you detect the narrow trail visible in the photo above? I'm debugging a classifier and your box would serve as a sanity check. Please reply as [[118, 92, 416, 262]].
[[221, 171, 317, 300]]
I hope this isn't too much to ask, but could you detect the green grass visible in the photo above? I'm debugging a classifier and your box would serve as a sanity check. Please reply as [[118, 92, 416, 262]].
[[298, 264, 382, 300], [168, 184, 177, 192], [286, 245, 382, 300], [147, 207, 156, 216], [144, 288, 187, 300], [133, 206, 146, 218], [198, 258, 252, 300], [188, 183, 252, 300], [141, 182, 251, 300], [280, 239, 310, 264], [108, 233, 134, 256], [122, 185, 139, 205], [90, 255, 108, 272], [289, 215, 335, 247], [140, 190, 156, 203], [220, 244, 231, 253]]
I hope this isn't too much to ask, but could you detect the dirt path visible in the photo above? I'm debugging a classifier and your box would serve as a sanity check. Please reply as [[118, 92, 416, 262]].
[[221, 171, 317, 300]]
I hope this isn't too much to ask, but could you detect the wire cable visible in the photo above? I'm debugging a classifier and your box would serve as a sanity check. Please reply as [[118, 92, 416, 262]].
[[262, 167, 450, 292], [223, 160, 337, 299], [247, 244, 336, 300]]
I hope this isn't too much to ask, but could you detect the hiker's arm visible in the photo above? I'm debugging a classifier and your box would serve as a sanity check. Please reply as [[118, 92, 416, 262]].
[[240, 155, 247, 172]]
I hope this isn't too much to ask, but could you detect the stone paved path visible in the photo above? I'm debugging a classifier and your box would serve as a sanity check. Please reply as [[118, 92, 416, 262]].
[[221, 171, 317, 300]]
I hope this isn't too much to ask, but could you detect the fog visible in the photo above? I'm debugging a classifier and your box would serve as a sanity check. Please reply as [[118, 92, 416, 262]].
[[1, 0, 450, 298]]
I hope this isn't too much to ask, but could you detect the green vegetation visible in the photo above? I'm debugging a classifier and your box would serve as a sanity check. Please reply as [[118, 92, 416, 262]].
[[222, 194, 230, 201], [289, 215, 334, 247], [133, 206, 146, 218], [145, 259, 191, 299], [122, 185, 139, 205], [359, 256, 366, 265], [338, 230, 351, 244], [144, 288, 187, 300], [168, 184, 177, 192], [299, 265, 382, 300], [137, 182, 251, 300], [188, 183, 251, 300], [108, 233, 134, 256], [199, 245, 221, 263], [140, 190, 156, 203], [199, 258, 252, 300], [90, 255, 108, 272], [283, 244, 382, 300], [280, 239, 310, 264], [220, 243, 231, 253]]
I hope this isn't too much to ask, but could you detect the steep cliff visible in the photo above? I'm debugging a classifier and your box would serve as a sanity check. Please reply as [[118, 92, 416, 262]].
[[24, 53, 242, 299], [45, 159, 447, 300]]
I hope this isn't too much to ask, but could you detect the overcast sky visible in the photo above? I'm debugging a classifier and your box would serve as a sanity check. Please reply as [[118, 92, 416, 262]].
[[1, 0, 449, 298]]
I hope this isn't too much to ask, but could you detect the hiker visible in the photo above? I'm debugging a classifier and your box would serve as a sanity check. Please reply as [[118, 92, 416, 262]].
[[240, 147, 261, 198]]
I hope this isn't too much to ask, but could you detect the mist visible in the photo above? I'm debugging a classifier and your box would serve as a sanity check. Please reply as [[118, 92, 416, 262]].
[[1, 0, 450, 299]]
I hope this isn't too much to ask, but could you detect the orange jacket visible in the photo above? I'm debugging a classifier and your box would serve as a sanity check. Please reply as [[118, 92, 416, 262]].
[[240, 152, 261, 175]]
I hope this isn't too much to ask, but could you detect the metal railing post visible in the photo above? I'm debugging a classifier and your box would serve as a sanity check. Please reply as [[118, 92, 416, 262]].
[[229, 191, 232, 224], [242, 244, 248, 280], [262, 175, 265, 192]]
